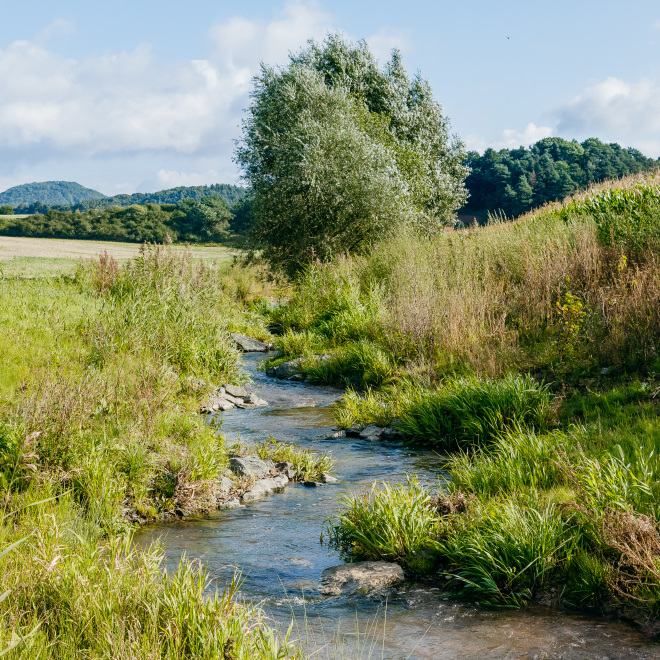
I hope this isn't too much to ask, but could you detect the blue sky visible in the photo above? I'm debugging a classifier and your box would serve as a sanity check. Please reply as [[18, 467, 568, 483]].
[[1, 0, 659, 195]]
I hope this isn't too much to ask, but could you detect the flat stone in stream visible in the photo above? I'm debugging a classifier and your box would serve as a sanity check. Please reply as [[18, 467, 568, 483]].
[[319, 561, 405, 596], [241, 474, 289, 502], [229, 455, 272, 479], [231, 333, 273, 352], [224, 384, 249, 398]]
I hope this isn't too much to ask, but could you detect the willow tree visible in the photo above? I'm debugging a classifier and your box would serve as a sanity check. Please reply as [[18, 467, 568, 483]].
[[236, 34, 468, 277]]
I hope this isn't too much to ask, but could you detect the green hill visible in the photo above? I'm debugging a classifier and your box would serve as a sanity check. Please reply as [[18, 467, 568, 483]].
[[6, 182, 247, 214], [75, 183, 247, 210], [0, 181, 106, 206]]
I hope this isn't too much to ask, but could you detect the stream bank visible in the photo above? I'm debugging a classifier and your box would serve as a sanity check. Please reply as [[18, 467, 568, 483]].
[[135, 353, 660, 659]]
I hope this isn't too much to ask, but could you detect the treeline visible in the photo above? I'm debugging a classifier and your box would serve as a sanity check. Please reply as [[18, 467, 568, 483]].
[[464, 137, 659, 218], [0, 196, 244, 243], [11, 183, 247, 215]]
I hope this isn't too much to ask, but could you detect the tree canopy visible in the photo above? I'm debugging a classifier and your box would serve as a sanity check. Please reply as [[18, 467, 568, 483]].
[[464, 137, 659, 218], [236, 33, 468, 276], [0, 196, 234, 243]]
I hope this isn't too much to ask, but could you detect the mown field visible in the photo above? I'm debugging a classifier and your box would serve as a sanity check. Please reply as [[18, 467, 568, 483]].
[[0, 236, 237, 276]]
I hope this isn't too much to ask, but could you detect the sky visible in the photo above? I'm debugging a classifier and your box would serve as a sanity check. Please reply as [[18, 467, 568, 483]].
[[0, 0, 659, 195]]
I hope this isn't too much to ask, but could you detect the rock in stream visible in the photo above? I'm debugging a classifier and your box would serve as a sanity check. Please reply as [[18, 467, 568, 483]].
[[320, 561, 405, 596]]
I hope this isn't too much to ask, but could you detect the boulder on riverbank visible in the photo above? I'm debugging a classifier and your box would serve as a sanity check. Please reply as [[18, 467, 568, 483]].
[[228, 454, 274, 479], [200, 385, 268, 413], [319, 561, 405, 596], [231, 333, 273, 352]]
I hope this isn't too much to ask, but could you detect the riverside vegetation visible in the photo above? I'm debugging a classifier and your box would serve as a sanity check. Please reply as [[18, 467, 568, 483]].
[[258, 171, 660, 627], [0, 245, 328, 658], [3, 29, 660, 658]]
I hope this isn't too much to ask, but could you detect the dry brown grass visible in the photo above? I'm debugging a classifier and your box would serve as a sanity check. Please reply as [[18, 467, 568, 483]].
[[351, 178, 660, 377]]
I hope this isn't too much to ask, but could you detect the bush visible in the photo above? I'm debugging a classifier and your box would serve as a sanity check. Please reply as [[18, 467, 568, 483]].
[[236, 34, 468, 276]]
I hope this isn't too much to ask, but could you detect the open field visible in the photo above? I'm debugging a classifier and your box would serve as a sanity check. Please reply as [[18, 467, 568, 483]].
[[0, 236, 238, 276]]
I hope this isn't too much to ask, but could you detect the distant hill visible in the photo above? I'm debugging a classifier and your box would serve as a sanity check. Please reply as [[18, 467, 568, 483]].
[[5, 182, 248, 213], [75, 184, 247, 210], [0, 181, 106, 206], [463, 137, 660, 220]]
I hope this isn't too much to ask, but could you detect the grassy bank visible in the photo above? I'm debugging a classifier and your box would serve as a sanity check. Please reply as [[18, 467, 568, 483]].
[[266, 173, 660, 625], [0, 246, 305, 658]]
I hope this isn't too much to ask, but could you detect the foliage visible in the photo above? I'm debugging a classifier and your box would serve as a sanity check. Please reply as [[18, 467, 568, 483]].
[[394, 375, 553, 448], [236, 33, 468, 276], [436, 498, 573, 607], [0, 196, 234, 243], [254, 438, 333, 481], [0, 488, 296, 659], [271, 172, 660, 382], [552, 179, 660, 253], [464, 137, 659, 219], [336, 376, 553, 449], [0, 180, 105, 206]]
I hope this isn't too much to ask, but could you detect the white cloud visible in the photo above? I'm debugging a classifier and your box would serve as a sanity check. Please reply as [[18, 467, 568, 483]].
[[366, 27, 412, 63], [153, 169, 225, 189], [556, 76, 660, 140], [34, 18, 76, 44], [465, 122, 553, 153], [0, 0, 333, 185]]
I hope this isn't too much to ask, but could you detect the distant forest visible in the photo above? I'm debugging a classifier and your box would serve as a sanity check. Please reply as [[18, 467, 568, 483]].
[[0, 181, 105, 206], [0, 196, 245, 244], [5, 183, 247, 214], [1, 138, 658, 244], [463, 137, 659, 219]]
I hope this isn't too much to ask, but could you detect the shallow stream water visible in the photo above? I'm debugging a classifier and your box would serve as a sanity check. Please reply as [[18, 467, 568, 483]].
[[135, 353, 660, 659]]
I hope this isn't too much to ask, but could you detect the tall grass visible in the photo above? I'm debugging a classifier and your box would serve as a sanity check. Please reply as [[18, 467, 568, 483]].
[[0, 247, 299, 657], [273, 173, 660, 380], [0, 487, 296, 659], [336, 375, 553, 449], [436, 497, 574, 607], [326, 479, 439, 573]]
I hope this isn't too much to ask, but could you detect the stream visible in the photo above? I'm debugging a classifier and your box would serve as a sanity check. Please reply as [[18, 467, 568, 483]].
[[135, 353, 660, 659]]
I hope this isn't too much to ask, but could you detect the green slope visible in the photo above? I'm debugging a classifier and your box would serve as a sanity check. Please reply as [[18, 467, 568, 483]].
[[0, 181, 106, 206]]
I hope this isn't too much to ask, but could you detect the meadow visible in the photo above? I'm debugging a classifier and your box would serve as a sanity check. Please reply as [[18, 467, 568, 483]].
[[3, 170, 660, 656], [0, 243, 302, 658]]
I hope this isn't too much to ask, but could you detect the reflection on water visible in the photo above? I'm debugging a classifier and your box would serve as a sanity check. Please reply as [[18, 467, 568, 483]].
[[135, 353, 660, 659]]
